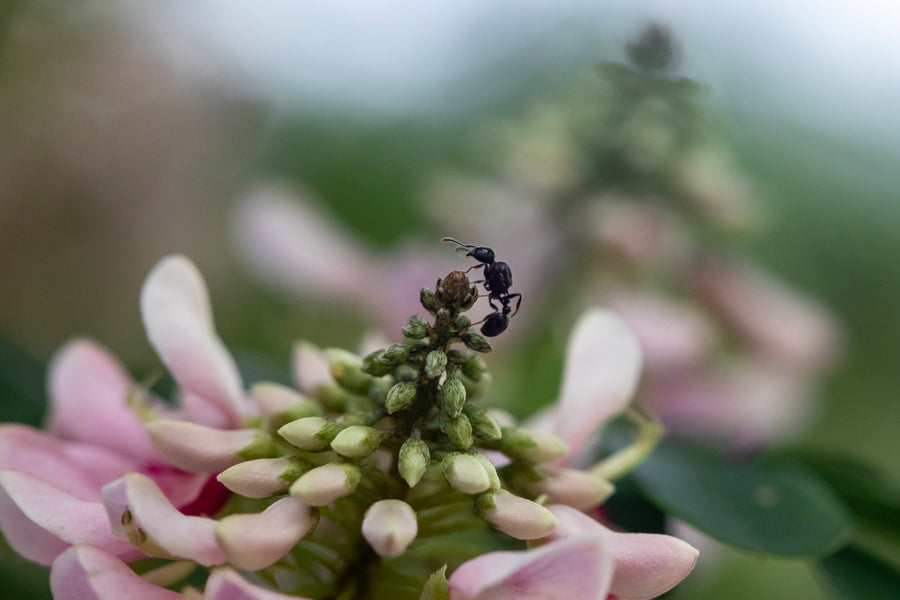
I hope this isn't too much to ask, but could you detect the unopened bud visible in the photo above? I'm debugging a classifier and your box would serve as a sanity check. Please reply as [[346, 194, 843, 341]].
[[425, 350, 448, 380], [399, 436, 430, 487], [290, 463, 361, 506], [461, 332, 492, 353], [441, 377, 467, 418], [278, 417, 344, 451], [331, 425, 384, 459], [464, 405, 502, 442], [386, 381, 417, 414], [217, 456, 311, 499], [401, 315, 429, 340], [460, 355, 487, 380], [379, 344, 411, 365], [536, 467, 615, 510], [502, 427, 569, 463], [420, 288, 438, 314], [250, 383, 320, 421], [472, 452, 501, 489], [475, 489, 559, 540], [146, 421, 267, 472], [440, 412, 473, 449], [362, 351, 394, 377], [362, 499, 418, 558], [324, 348, 373, 394], [442, 452, 491, 494], [453, 315, 472, 331]]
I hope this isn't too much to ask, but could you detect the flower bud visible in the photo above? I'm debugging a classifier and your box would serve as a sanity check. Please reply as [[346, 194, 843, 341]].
[[464, 405, 502, 442], [442, 452, 491, 494], [399, 436, 430, 487], [386, 381, 417, 414], [215, 497, 312, 571], [440, 413, 473, 449], [250, 382, 319, 417], [475, 489, 559, 540], [502, 427, 570, 463], [420, 288, 438, 314], [278, 416, 344, 451], [425, 350, 448, 380], [146, 421, 269, 472], [330, 425, 384, 459], [460, 355, 488, 380], [401, 315, 429, 340], [472, 452, 501, 490], [324, 348, 373, 394], [290, 463, 361, 506], [441, 377, 467, 418], [535, 467, 615, 510], [461, 332, 492, 353], [453, 315, 472, 331], [436, 271, 473, 307], [362, 499, 418, 558], [361, 351, 395, 377], [217, 456, 311, 499], [379, 344, 411, 366]]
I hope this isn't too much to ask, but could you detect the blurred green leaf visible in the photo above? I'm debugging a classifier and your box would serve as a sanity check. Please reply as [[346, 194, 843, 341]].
[[632, 440, 852, 556], [0, 337, 46, 425], [817, 546, 900, 600]]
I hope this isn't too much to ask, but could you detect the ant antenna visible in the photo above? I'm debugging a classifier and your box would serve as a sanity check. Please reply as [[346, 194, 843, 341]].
[[441, 237, 475, 250]]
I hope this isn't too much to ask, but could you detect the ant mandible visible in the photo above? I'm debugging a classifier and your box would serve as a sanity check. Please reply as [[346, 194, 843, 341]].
[[442, 237, 522, 337]]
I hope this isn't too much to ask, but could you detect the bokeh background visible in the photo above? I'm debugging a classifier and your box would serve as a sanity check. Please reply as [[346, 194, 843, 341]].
[[1, 1, 899, 598]]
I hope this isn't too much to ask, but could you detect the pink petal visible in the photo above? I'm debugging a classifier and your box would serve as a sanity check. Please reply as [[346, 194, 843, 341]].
[[291, 341, 333, 395], [605, 293, 714, 374], [548, 505, 699, 600], [693, 258, 841, 373], [0, 470, 137, 566], [50, 545, 181, 600], [448, 535, 612, 600], [46, 339, 164, 462], [102, 473, 226, 566], [204, 568, 313, 600], [215, 497, 312, 570], [0, 425, 109, 500], [140, 255, 247, 425], [145, 420, 260, 473], [555, 310, 643, 464], [231, 184, 374, 302]]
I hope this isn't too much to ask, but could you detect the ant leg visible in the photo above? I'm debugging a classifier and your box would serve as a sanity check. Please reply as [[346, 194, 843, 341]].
[[488, 297, 500, 312], [507, 293, 522, 317]]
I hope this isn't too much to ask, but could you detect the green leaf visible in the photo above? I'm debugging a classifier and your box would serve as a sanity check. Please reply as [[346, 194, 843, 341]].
[[0, 337, 46, 425], [418, 565, 449, 600], [817, 546, 900, 600], [632, 439, 852, 556]]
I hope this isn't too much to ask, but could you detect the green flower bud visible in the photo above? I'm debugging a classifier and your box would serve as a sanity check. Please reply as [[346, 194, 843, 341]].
[[440, 412, 473, 449], [420, 288, 438, 314], [324, 348, 374, 394], [278, 417, 344, 451], [460, 289, 478, 311], [461, 332, 492, 353], [401, 315, 429, 339], [464, 405, 502, 442], [378, 343, 411, 366], [460, 355, 487, 380], [425, 350, 448, 380], [441, 452, 490, 494], [399, 436, 430, 488], [453, 315, 472, 331], [501, 427, 570, 463], [361, 351, 394, 377], [290, 463, 361, 506], [441, 377, 467, 418], [386, 381, 417, 414], [331, 425, 384, 459]]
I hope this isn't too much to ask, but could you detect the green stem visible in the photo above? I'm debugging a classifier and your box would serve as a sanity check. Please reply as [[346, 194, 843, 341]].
[[590, 409, 664, 481]]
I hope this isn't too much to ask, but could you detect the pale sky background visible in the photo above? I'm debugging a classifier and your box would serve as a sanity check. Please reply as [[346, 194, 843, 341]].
[[136, 0, 900, 155]]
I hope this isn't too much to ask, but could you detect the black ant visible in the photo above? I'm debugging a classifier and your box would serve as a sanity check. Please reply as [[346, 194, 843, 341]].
[[442, 237, 522, 337]]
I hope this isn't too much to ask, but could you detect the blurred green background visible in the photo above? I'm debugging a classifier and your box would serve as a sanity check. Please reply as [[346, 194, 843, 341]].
[[1, 2, 899, 598]]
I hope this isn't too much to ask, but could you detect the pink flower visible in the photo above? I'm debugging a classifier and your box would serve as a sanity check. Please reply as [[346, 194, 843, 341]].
[[0, 255, 251, 567]]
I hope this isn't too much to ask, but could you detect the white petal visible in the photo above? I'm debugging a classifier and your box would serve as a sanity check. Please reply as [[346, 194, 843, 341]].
[[204, 568, 312, 600], [50, 545, 181, 600]]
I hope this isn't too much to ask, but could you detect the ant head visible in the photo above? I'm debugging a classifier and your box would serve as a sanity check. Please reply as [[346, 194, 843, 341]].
[[469, 246, 495, 264]]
